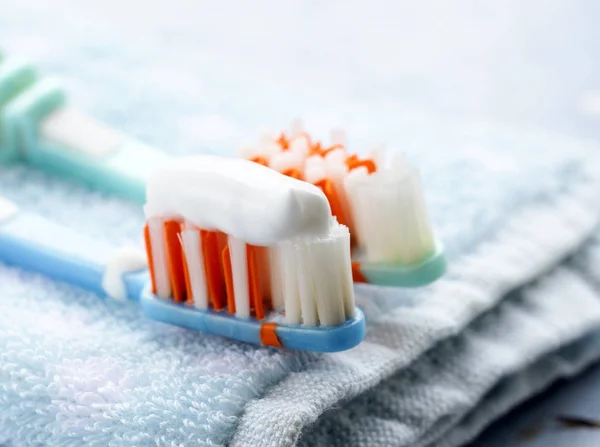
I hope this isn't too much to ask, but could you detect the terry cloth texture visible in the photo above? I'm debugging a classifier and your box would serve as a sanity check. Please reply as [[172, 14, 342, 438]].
[[2, 1, 600, 446]]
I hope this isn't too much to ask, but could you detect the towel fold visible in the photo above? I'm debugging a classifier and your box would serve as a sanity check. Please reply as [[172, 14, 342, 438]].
[[2, 2, 600, 446], [231, 148, 600, 447]]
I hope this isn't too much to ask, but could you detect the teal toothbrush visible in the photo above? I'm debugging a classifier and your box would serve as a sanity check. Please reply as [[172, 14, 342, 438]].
[[0, 53, 170, 203]]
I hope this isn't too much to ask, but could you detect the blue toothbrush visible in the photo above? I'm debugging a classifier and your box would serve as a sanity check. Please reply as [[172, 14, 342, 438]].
[[0, 192, 366, 352]]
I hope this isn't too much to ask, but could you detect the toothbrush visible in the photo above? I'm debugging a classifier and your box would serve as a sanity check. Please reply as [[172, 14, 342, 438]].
[[0, 53, 170, 203], [240, 123, 447, 288], [0, 155, 365, 352], [0, 53, 444, 289]]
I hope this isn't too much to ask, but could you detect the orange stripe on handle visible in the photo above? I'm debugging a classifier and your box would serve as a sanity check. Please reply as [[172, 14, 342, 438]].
[[143, 223, 157, 295], [222, 245, 236, 314], [164, 220, 187, 303], [246, 245, 264, 320], [201, 230, 226, 310], [260, 322, 283, 348]]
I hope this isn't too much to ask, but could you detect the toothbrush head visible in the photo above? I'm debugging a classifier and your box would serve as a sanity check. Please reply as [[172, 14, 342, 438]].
[[244, 122, 447, 288], [141, 155, 366, 352]]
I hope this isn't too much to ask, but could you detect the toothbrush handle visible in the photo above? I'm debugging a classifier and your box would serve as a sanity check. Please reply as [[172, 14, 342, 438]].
[[0, 197, 148, 300], [2, 79, 170, 204]]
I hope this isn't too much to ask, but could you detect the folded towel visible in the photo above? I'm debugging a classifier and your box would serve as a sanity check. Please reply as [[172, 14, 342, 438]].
[[3, 3, 600, 447]]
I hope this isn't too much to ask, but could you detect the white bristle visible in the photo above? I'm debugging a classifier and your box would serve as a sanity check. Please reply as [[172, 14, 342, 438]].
[[390, 152, 410, 174], [296, 241, 320, 326], [228, 236, 251, 319], [180, 226, 209, 309], [345, 169, 392, 262], [238, 146, 262, 159], [148, 217, 171, 299], [344, 167, 370, 247], [269, 150, 305, 174], [288, 118, 311, 156], [402, 168, 436, 263], [268, 246, 285, 310], [324, 149, 349, 186], [369, 144, 386, 170], [324, 148, 347, 172], [275, 220, 354, 327], [279, 241, 302, 325], [345, 162, 435, 265], [305, 225, 348, 326], [289, 118, 305, 138], [263, 142, 282, 157], [40, 107, 125, 157], [324, 149, 355, 234], [254, 131, 283, 156], [288, 136, 310, 156], [257, 131, 276, 146], [330, 128, 347, 148], [304, 155, 327, 184]]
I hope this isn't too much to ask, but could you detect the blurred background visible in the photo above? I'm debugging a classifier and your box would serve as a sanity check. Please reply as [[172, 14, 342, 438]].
[[3, 0, 600, 150]]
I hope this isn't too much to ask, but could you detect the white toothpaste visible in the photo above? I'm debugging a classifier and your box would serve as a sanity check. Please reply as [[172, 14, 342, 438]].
[[144, 155, 332, 246]]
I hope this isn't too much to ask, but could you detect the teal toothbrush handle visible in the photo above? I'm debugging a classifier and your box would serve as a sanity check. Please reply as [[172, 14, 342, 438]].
[[0, 57, 171, 204]]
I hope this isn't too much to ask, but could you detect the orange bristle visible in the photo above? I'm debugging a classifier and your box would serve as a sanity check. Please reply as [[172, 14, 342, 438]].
[[164, 220, 187, 303], [143, 223, 158, 295], [314, 178, 348, 229], [255, 246, 273, 306], [347, 157, 376, 174], [246, 245, 264, 319], [222, 244, 236, 314], [310, 141, 323, 156], [276, 132, 289, 150], [351, 261, 367, 283], [201, 230, 226, 310], [321, 144, 345, 157], [250, 156, 269, 167], [282, 168, 303, 181], [179, 223, 194, 305]]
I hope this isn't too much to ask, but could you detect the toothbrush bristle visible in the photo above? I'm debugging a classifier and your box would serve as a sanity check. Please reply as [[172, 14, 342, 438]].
[[180, 226, 209, 309], [228, 236, 251, 318], [143, 217, 355, 328], [165, 220, 186, 302], [201, 230, 227, 310], [299, 223, 352, 326], [275, 220, 354, 326], [345, 166, 436, 264], [243, 121, 438, 268], [146, 218, 171, 298], [269, 151, 305, 179]]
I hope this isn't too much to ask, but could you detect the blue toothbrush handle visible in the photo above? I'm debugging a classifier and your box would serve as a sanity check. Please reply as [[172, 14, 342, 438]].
[[0, 197, 148, 300]]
